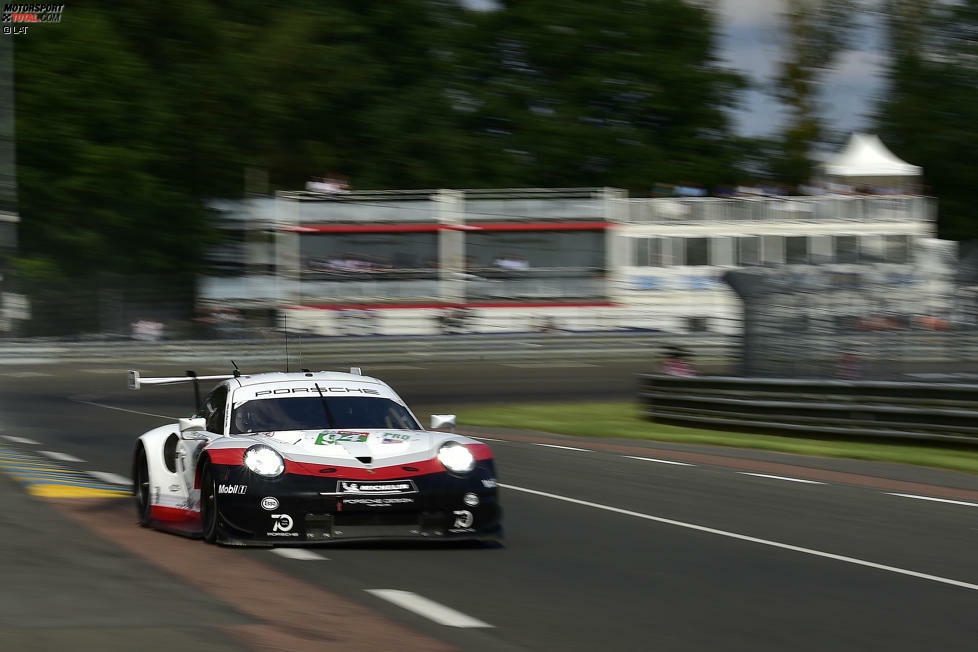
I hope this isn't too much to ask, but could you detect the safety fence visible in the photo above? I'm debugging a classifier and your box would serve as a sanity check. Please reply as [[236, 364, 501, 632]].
[[0, 332, 736, 366], [639, 374, 978, 445]]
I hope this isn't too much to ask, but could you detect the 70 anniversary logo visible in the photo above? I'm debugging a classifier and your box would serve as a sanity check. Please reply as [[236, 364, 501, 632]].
[[2, 3, 63, 35]]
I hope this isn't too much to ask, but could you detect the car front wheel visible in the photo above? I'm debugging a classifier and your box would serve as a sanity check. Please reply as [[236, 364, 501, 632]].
[[133, 446, 151, 527], [200, 464, 219, 544]]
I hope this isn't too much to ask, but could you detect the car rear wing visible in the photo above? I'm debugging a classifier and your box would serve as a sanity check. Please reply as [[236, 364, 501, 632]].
[[128, 370, 235, 390], [129, 369, 236, 412]]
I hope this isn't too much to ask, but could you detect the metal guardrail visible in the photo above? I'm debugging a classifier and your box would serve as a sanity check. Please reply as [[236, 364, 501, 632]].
[[0, 332, 735, 366], [639, 374, 978, 445]]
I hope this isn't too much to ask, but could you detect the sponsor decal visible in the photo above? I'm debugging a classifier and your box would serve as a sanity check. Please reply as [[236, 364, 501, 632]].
[[254, 387, 380, 397], [452, 510, 474, 529], [481, 478, 498, 489], [218, 484, 247, 495], [463, 492, 479, 507], [315, 432, 368, 445], [260, 497, 279, 511], [2, 3, 64, 36], [271, 513, 293, 532], [338, 480, 417, 495], [381, 432, 411, 444], [343, 497, 415, 507]]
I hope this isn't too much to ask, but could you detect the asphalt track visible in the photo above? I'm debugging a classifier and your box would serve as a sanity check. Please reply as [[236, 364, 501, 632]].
[[2, 360, 978, 651]]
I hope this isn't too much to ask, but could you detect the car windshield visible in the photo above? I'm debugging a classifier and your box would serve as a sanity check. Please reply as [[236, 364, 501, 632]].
[[230, 396, 420, 434]]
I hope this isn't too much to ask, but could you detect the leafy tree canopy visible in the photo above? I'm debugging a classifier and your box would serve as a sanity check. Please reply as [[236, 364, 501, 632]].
[[14, 1, 745, 277]]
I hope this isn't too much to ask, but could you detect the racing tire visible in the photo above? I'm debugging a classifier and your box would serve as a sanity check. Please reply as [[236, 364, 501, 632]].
[[133, 446, 151, 527], [200, 464, 219, 544]]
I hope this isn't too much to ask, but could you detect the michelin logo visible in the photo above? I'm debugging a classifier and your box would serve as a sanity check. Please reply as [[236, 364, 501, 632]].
[[338, 480, 417, 495]]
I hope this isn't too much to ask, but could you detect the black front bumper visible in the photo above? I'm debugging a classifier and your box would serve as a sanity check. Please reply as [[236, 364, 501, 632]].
[[209, 461, 502, 546]]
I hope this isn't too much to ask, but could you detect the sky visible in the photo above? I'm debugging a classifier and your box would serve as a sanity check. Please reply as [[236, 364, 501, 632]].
[[717, 0, 886, 141], [461, 0, 888, 143]]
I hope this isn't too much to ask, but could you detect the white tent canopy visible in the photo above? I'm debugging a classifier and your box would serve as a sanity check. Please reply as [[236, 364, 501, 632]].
[[821, 133, 921, 183]]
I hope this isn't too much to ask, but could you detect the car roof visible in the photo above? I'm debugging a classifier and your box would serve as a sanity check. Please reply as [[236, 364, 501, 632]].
[[228, 371, 385, 388]]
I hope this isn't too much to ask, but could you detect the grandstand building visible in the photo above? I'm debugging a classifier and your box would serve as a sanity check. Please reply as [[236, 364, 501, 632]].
[[200, 188, 939, 335]]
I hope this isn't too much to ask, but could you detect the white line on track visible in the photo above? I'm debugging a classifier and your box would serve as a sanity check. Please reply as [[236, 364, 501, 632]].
[[361, 365, 427, 371], [39, 450, 85, 463], [70, 399, 178, 420], [87, 471, 132, 486], [4, 371, 52, 378], [0, 435, 41, 445], [738, 472, 825, 485], [271, 548, 329, 561], [365, 589, 492, 628], [624, 455, 694, 466], [502, 362, 598, 368], [886, 493, 978, 508], [500, 483, 978, 593], [534, 443, 591, 452], [469, 436, 505, 442]]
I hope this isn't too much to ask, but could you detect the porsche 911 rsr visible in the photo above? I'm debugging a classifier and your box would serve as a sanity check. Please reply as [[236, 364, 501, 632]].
[[128, 368, 502, 546]]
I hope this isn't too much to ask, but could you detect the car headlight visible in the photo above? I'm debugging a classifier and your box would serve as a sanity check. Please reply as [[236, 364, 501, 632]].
[[243, 445, 285, 477], [437, 441, 475, 474]]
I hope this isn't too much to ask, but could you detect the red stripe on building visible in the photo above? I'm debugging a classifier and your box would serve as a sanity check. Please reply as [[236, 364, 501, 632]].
[[457, 221, 610, 231]]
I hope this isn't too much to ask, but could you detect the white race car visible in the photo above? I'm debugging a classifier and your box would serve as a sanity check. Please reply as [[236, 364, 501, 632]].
[[128, 368, 502, 545]]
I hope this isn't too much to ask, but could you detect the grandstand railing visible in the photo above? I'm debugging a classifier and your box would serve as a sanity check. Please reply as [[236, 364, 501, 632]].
[[617, 196, 935, 225]]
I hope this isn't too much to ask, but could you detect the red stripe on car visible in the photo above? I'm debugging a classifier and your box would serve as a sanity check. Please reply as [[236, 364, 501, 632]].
[[207, 443, 492, 479], [150, 505, 201, 523], [208, 448, 245, 465]]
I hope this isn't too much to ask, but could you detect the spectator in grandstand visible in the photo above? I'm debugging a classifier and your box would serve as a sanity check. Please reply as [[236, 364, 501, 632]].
[[131, 319, 165, 342], [798, 183, 826, 196], [834, 350, 863, 380], [661, 345, 696, 376], [305, 174, 351, 193], [735, 183, 765, 197], [494, 254, 530, 271], [673, 183, 707, 197]]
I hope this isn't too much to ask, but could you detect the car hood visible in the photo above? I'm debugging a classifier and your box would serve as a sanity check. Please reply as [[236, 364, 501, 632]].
[[248, 428, 434, 464]]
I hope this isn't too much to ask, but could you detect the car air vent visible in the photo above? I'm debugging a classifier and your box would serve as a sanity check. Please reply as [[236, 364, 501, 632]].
[[402, 466, 419, 472], [356, 456, 372, 464], [318, 467, 337, 474]]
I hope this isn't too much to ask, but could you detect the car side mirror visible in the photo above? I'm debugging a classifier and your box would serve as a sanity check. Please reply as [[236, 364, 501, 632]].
[[430, 414, 456, 432], [179, 417, 209, 440]]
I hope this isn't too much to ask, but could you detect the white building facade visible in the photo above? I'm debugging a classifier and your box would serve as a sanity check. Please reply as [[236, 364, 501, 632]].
[[199, 189, 938, 336]]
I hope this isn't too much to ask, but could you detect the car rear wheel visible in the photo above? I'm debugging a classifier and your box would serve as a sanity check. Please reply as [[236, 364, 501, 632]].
[[200, 464, 219, 544], [133, 446, 151, 527]]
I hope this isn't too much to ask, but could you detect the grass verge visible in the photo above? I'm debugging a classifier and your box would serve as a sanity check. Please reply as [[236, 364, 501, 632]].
[[454, 401, 978, 475]]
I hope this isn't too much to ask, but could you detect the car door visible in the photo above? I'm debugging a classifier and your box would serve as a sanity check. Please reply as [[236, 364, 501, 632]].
[[177, 384, 228, 507]]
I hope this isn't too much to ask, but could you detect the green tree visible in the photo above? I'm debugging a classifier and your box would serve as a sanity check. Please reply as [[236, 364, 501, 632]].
[[438, 0, 746, 191], [15, 10, 211, 277], [13, 0, 748, 288], [874, 0, 978, 241], [772, 0, 853, 185]]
